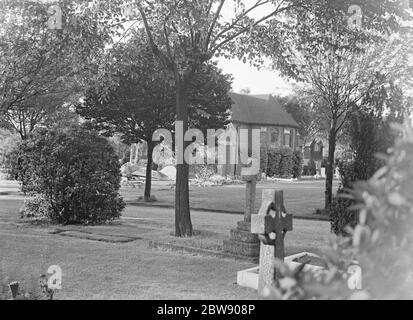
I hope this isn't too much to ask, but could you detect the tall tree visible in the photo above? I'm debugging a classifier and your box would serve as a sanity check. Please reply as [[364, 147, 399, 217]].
[[4, 0, 408, 234], [311, 43, 410, 210], [0, 0, 122, 135], [261, 1, 412, 210], [131, 0, 411, 234], [76, 33, 232, 202], [131, 0, 317, 237]]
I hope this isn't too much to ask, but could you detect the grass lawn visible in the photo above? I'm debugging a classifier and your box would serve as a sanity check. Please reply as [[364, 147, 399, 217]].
[[1, 179, 337, 219], [0, 190, 331, 299], [121, 179, 338, 219], [0, 198, 258, 299]]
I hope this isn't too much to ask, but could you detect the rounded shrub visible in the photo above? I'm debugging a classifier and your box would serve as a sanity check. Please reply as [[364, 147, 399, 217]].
[[266, 149, 282, 177], [292, 150, 303, 178], [278, 147, 293, 177], [303, 160, 316, 176], [23, 195, 52, 219], [7, 126, 125, 224], [260, 145, 269, 175], [266, 147, 299, 178]]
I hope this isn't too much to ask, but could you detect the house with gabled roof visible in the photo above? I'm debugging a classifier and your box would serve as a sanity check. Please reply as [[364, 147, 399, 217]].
[[218, 92, 302, 176]]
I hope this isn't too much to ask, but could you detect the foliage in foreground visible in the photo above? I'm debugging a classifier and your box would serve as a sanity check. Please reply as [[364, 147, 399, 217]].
[[268, 122, 413, 300], [5, 126, 125, 224]]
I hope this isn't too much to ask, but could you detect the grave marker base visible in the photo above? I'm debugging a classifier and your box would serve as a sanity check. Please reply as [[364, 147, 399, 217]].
[[237, 252, 324, 291], [223, 221, 260, 259]]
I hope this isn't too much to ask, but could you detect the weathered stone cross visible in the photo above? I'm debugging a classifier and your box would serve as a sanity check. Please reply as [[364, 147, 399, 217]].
[[251, 189, 293, 293], [242, 174, 257, 222], [222, 174, 260, 259]]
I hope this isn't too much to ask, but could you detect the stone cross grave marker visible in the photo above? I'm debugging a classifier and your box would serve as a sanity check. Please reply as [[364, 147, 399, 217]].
[[251, 189, 293, 294], [242, 174, 257, 222], [222, 174, 260, 259]]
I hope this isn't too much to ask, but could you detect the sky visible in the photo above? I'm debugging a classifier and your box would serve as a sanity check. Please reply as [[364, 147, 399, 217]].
[[216, 1, 295, 96], [106, 1, 294, 96], [215, 1, 413, 98], [109, 0, 411, 99], [216, 58, 294, 96]]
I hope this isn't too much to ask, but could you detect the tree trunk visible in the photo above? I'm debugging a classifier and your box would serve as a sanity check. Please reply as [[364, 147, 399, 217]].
[[325, 124, 337, 211], [175, 80, 193, 237], [144, 140, 154, 202]]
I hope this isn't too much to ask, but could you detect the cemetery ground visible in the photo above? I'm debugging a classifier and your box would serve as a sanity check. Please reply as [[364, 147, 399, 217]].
[[123, 179, 338, 220], [0, 179, 332, 299]]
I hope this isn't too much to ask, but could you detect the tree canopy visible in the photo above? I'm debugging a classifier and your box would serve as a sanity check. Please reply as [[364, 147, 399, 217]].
[[76, 32, 232, 201], [0, 0, 124, 138]]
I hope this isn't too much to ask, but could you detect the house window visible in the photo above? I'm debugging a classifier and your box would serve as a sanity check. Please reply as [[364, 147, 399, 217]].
[[284, 129, 290, 147], [270, 129, 279, 147]]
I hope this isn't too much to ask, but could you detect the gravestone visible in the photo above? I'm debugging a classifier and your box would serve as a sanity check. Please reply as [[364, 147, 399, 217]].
[[251, 190, 293, 294], [222, 175, 260, 260], [159, 165, 176, 180], [316, 161, 322, 176], [320, 167, 326, 178]]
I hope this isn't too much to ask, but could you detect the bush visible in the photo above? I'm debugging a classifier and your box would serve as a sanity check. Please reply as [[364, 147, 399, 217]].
[[292, 151, 303, 178], [260, 146, 269, 175], [330, 160, 361, 235], [267, 122, 413, 300], [336, 159, 357, 189], [278, 148, 293, 177], [23, 195, 52, 219], [331, 157, 384, 235], [266, 149, 282, 177], [266, 147, 298, 178], [330, 191, 357, 235], [6, 127, 125, 224], [303, 160, 316, 176]]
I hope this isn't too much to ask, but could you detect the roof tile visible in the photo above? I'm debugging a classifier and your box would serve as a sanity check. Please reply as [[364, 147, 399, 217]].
[[229, 92, 299, 128]]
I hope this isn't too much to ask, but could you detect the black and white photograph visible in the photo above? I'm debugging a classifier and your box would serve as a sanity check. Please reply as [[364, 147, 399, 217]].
[[0, 0, 412, 305]]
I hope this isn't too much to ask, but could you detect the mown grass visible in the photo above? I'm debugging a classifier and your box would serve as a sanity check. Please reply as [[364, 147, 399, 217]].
[[121, 180, 338, 219], [0, 181, 332, 299]]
